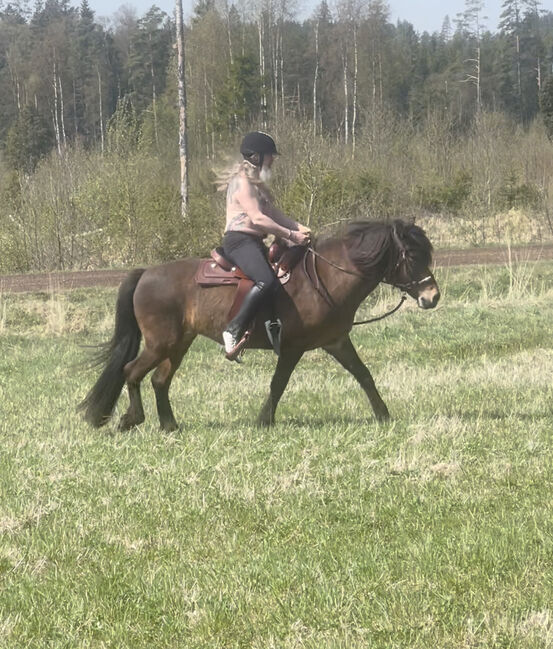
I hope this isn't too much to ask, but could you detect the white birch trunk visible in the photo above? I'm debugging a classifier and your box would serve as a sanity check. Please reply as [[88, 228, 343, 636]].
[[52, 57, 62, 156], [476, 44, 481, 111], [176, 0, 188, 220], [516, 34, 522, 114], [378, 51, 383, 106], [58, 75, 67, 150], [313, 20, 319, 138], [343, 49, 348, 145], [258, 15, 267, 128], [273, 20, 279, 120], [149, 33, 158, 147], [352, 24, 358, 157], [73, 79, 78, 136], [204, 68, 210, 158], [280, 28, 285, 117], [225, 0, 234, 65], [97, 67, 104, 154]]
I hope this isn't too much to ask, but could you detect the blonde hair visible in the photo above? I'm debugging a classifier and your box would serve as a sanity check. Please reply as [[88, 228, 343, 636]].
[[215, 159, 274, 202]]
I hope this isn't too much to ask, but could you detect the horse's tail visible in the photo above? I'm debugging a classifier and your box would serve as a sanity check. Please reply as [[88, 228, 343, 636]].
[[78, 268, 145, 427]]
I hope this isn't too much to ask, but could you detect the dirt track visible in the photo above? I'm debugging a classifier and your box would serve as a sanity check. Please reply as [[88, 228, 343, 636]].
[[2, 243, 553, 293]]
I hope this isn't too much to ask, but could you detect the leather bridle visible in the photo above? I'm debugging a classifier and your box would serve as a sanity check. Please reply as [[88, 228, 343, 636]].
[[304, 241, 433, 325]]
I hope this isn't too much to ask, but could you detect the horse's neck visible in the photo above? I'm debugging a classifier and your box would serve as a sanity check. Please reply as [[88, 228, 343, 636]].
[[314, 239, 385, 307]]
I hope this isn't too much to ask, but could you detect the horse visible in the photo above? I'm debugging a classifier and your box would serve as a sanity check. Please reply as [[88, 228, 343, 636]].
[[79, 219, 440, 431]]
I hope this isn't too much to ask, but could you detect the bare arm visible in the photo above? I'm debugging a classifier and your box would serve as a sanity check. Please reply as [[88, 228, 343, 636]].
[[236, 178, 299, 240], [265, 204, 300, 231]]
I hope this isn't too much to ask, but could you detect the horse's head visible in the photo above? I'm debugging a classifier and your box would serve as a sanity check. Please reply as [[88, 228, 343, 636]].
[[344, 219, 440, 308], [386, 220, 440, 309]]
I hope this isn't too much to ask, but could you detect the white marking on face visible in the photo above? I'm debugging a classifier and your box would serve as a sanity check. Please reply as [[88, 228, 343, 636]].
[[417, 286, 440, 309]]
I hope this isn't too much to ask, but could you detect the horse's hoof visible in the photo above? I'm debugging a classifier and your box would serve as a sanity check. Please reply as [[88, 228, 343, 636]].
[[118, 414, 143, 431], [256, 414, 274, 428], [160, 419, 179, 432]]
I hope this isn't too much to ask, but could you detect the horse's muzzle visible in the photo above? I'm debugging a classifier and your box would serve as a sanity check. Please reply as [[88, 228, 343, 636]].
[[417, 287, 440, 309]]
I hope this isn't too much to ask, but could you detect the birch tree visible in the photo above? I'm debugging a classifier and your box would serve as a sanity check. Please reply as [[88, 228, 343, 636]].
[[458, 0, 487, 113], [176, 0, 189, 219]]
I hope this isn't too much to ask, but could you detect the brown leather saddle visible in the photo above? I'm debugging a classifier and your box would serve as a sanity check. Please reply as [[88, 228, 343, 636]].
[[194, 242, 305, 321]]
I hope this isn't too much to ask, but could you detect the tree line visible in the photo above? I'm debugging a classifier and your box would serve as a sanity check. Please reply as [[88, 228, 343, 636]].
[[1, 0, 552, 169], [1, 0, 553, 272]]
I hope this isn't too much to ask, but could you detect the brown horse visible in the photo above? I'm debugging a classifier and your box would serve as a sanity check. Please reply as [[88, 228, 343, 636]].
[[79, 220, 440, 430]]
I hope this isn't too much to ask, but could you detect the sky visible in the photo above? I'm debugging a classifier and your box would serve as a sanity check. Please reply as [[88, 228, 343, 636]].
[[88, 0, 505, 34]]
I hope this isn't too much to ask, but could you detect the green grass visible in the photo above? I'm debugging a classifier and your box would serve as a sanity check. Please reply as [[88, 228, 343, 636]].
[[1, 263, 553, 648]]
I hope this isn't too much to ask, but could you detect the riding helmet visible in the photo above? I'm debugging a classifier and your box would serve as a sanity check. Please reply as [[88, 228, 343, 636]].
[[240, 131, 279, 165]]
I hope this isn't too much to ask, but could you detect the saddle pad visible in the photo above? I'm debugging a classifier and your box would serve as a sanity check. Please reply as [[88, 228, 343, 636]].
[[195, 258, 247, 286]]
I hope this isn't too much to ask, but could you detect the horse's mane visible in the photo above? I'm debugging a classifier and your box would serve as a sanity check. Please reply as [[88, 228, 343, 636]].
[[335, 219, 433, 276]]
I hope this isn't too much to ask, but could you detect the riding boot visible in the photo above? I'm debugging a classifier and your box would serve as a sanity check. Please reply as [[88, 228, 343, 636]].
[[223, 281, 270, 358]]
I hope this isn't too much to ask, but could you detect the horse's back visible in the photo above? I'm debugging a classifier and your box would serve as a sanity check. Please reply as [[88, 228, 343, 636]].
[[133, 257, 233, 342]]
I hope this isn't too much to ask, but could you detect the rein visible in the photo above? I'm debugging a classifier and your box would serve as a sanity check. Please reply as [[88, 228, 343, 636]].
[[304, 245, 429, 326]]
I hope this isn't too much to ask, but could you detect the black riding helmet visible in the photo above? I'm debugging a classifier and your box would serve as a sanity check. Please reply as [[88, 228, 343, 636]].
[[240, 131, 278, 167]]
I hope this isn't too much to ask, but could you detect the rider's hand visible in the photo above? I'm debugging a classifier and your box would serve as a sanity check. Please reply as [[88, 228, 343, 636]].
[[298, 224, 311, 236], [289, 229, 311, 246]]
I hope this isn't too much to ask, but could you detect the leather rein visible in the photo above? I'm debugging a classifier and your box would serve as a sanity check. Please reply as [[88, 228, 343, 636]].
[[304, 244, 431, 326]]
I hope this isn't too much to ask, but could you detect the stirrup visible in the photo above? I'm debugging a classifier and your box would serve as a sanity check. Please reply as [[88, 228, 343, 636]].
[[264, 318, 282, 356]]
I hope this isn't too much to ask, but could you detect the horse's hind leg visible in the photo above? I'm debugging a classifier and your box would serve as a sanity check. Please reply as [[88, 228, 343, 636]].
[[324, 334, 390, 422], [257, 348, 303, 427], [151, 335, 196, 432], [119, 347, 165, 430]]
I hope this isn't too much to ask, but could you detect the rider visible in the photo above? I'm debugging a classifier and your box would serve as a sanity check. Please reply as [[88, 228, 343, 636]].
[[221, 131, 311, 359]]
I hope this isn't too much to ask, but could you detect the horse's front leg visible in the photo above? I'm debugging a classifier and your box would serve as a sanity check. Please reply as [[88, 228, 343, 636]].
[[324, 334, 390, 422], [257, 348, 304, 427]]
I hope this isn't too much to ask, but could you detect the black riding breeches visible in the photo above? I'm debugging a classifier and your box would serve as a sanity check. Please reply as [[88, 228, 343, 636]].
[[222, 231, 279, 291]]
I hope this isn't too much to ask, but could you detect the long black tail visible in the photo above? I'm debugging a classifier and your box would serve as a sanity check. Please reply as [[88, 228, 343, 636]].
[[78, 268, 145, 427]]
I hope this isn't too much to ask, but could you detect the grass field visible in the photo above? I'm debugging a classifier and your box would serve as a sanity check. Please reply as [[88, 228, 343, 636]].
[[1, 261, 553, 648]]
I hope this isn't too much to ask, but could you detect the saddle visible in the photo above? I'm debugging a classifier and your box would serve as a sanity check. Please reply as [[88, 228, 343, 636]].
[[194, 242, 306, 353], [195, 248, 253, 322], [195, 242, 304, 288]]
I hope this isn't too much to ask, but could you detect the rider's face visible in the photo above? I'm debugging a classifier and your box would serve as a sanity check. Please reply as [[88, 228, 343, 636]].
[[264, 154, 275, 168]]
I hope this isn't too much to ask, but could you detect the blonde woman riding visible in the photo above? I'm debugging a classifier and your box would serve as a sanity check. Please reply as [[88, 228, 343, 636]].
[[221, 131, 311, 359]]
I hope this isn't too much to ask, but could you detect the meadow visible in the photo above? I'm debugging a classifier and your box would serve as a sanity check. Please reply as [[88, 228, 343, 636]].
[[1, 260, 553, 648]]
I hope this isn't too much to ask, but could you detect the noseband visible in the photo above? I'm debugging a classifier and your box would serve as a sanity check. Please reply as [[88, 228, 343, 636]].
[[383, 228, 433, 291], [384, 273, 433, 291]]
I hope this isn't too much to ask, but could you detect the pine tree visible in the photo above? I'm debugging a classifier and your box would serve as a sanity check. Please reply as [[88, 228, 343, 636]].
[[498, 0, 522, 119], [539, 75, 553, 140], [5, 104, 54, 172], [212, 53, 261, 133]]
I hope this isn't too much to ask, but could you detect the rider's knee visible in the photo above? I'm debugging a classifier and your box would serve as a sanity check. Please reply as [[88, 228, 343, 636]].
[[255, 278, 279, 295]]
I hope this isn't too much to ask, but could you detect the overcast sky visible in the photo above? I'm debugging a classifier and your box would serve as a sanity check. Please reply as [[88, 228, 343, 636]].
[[88, 0, 504, 34]]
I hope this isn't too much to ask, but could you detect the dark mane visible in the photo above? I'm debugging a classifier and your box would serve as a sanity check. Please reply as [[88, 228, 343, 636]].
[[342, 220, 433, 276]]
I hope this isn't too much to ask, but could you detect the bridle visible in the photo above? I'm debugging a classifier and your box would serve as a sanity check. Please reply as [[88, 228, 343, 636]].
[[305, 240, 432, 325], [382, 227, 433, 291]]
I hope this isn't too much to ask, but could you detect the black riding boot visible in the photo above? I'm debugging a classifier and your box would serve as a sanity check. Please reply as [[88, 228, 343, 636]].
[[223, 281, 270, 358]]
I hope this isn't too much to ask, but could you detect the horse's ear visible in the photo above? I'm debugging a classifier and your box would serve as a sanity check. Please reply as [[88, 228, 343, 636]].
[[391, 219, 404, 235]]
